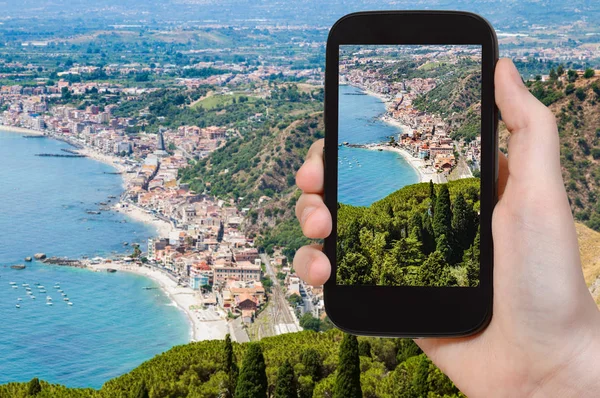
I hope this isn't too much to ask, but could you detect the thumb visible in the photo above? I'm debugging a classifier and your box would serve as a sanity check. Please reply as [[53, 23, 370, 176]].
[[494, 58, 562, 185]]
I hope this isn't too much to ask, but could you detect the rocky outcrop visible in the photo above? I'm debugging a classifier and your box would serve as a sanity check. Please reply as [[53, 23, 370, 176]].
[[33, 253, 47, 260]]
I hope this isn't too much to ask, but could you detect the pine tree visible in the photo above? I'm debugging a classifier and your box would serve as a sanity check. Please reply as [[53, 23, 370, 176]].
[[333, 334, 362, 398], [133, 381, 149, 398], [274, 360, 297, 398], [234, 343, 268, 398], [411, 355, 431, 397], [433, 184, 452, 239], [301, 348, 322, 382], [27, 378, 42, 396]]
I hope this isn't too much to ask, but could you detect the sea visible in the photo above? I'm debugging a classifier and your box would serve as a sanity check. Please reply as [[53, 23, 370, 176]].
[[0, 131, 190, 388], [338, 85, 419, 207]]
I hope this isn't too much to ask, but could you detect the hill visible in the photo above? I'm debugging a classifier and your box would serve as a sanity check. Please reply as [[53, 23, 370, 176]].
[[0, 330, 463, 398]]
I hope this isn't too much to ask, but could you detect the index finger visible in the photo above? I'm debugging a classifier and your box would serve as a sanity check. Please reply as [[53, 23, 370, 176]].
[[296, 139, 324, 194]]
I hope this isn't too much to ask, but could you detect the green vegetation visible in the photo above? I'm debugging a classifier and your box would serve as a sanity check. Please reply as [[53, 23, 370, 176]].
[[274, 360, 296, 398], [333, 334, 362, 398], [0, 330, 465, 397], [337, 179, 480, 287], [194, 93, 257, 110], [299, 313, 334, 333]]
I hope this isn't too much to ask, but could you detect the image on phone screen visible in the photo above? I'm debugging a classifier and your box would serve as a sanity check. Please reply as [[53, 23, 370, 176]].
[[337, 45, 482, 288]]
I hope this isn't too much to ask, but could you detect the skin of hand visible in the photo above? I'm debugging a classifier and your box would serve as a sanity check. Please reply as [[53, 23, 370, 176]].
[[293, 58, 600, 397]]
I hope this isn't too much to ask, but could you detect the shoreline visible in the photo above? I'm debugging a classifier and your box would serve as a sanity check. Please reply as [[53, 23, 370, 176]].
[[87, 261, 228, 342], [113, 203, 175, 238], [0, 125, 46, 135]]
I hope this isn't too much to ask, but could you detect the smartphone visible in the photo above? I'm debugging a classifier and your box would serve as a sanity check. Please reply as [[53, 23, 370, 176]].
[[323, 11, 498, 337]]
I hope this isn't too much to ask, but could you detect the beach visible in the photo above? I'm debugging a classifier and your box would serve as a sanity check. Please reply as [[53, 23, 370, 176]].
[[87, 261, 229, 342], [365, 143, 445, 184], [0, 125, 45, 135], [113, 203, 175, 238]]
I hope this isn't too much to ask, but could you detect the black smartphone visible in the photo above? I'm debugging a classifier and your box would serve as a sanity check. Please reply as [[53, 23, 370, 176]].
[[323, 11, 498, 337]]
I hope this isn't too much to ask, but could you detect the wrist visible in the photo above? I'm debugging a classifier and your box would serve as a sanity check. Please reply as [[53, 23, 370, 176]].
[[530, 321, 600, 397]]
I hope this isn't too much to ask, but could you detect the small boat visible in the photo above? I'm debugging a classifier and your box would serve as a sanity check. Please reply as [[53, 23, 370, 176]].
[[106, 268, 117, 273], [58, 289, 63, 293], [26, 291, 32, 295], [86, 211, 101, 215], [9, 282, 16, 285], [34, 282, 40, 285], [123, 242, 129, 246], [26, 287, 31, 291], [54, 285, 60, 289], [12, 285, 18, 289], [99, 202, 107, 206], [31, 296, 35, 299], [22, 283, 29, 287], [39, 290, 47, 293], [68, 302, 73, 306], [16, 304, 20, 308], [63, 298, 69, 301], [46, 296, 52, 301], [46, 302, 53, 306], [37, 286, 45, 289], [17, 298, 22, 301], [61, 293, 67, 297]]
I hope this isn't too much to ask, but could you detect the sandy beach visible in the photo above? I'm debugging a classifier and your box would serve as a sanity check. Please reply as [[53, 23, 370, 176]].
[[113, 203, 174, 238], [87, 261, 228, 342], [0, 125, 46, 135], [366, 144, 444, 184]]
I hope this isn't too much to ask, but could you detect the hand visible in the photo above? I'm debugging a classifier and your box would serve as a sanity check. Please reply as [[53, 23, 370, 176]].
[[293, 59, 600, 397]]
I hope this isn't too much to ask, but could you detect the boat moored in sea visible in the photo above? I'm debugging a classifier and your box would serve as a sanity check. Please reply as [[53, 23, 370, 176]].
[[46, 302, 53, 306], [46, 296, 52, 301], [16, 304, 20, 308], [68, 302, 73, 306], [9, 282, 16, 285]]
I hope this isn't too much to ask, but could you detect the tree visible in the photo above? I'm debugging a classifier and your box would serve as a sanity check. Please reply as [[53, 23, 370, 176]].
[[396, 339, 422, 364], [575, 88, 587, 101], [584, 68, 595, 78], [411, 355, 430, 397], [432, 184, 452, 239], [333, 334, 362, 398], [27, 378, 41, 396], [234, 343, 268, 398], [358, 340, 371, 357], [435, 234, 452, 264], [301, 348, 322, 382], [428, 180, 436, 216], [299, 313, 321, 332], [133, 381, 149, 398], [274, 360, 297, 398], [549, 67, 557, 81], [418, 251, 456, 287], [337, 252, 372, 285], [557, 64, 565, 76], [222, 334, 239, 398], [567, 69, 578, 82], [464, 226, 481, 287], [451, 192, 476, 252]]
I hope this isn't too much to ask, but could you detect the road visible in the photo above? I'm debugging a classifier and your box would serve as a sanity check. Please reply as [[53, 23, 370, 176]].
[[448, 157, 473, 181], [258, 253, 301, 337]]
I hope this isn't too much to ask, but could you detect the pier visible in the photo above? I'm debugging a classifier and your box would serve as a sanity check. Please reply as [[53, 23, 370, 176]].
[[35, 153, 87, 158]]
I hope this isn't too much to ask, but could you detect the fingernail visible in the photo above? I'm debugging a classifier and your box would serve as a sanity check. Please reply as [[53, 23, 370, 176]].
[[301, 206, 317, 225]]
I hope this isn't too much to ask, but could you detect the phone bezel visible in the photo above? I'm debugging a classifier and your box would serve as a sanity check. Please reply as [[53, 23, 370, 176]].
[[323, 10, 498, 337]]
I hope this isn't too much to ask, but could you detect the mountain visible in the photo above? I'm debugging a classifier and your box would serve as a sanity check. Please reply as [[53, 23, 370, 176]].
[[0, 329, 464, 398]]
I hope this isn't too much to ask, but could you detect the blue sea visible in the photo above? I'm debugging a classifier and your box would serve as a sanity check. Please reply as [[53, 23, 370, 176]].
[[0, 132, 189, 388], [338, 85, 418, 207]]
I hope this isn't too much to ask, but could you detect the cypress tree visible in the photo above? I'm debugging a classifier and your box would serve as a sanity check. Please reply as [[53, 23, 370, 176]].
[[433, 184, 452, 239], [418, 251, 456, 287], [27, 378, 42, 396], [274, 360, 297, 398], [234, 343, 268, 398], [411, 355, 431, 397], [224, 334, 239, 396], [333, 334, 362, 398], [435, 234, 452, 264], [133, 381, 149, 398], [421, 212, 435, 254], [451, 192, 476, 253], [464, 226, 481, 287], [301, 348, 322, 382], [429, 180, 436, 217]]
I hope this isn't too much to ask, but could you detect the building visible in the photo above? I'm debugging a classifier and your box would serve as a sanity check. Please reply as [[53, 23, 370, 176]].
[[213, 261, 261, 283]]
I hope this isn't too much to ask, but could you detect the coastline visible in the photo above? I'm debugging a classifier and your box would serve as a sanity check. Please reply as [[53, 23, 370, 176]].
[[363, 144, 443, 184], [0, 125, 46, 135], [87, 261, 228, 342], [10, 127, 211, 343]]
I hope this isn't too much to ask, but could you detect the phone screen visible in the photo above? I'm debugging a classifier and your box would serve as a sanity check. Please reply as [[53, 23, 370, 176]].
[[336, 44, 482, 288]]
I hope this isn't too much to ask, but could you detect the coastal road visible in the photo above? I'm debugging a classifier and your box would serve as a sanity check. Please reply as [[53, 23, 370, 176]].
[[449, 157, 473, 181], [259, 253, 300, 337]]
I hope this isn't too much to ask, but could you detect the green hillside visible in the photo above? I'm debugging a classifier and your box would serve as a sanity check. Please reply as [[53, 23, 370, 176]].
[[337, 179, 480, 287], [0, 330, 465, 398]]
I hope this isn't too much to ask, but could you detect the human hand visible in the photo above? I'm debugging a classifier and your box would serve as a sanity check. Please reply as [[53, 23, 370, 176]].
[[293, 58, 600, 397]]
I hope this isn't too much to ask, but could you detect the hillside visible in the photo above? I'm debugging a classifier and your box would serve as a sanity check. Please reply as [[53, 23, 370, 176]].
[[500, 73, 600, 232], [0, 330, 464, 398]]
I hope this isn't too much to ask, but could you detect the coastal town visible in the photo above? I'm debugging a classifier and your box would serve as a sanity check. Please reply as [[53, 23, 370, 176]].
[[339, 45, 483, 183], [0, 76, 323, 343]]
